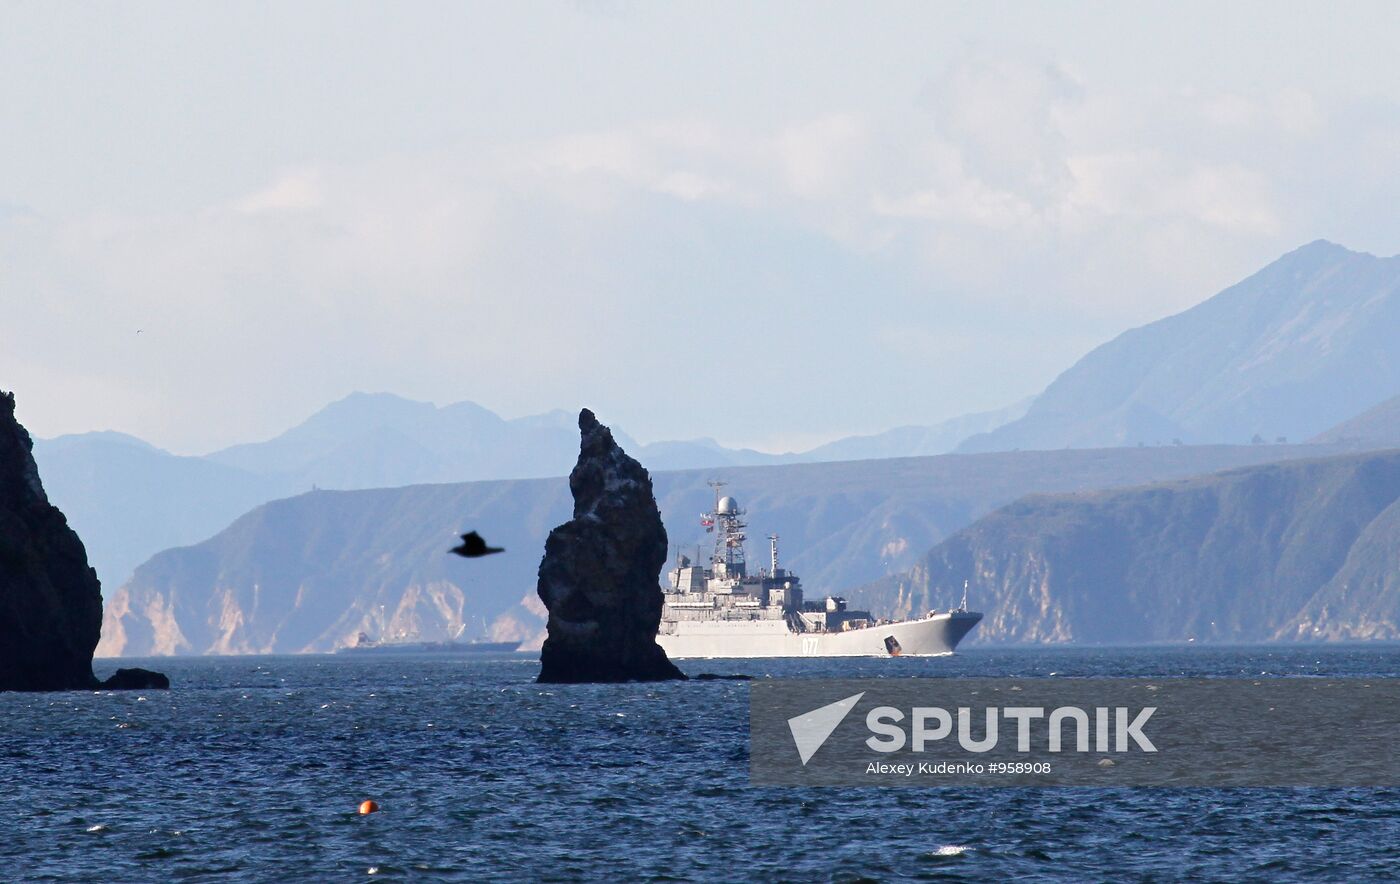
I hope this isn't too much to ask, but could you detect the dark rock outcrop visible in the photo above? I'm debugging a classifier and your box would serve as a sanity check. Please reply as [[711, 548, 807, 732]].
[[100, 667, 171, 691], [1, 391, 104, 690], [0, 390, 167, 691], [536, 409, 685, 683]]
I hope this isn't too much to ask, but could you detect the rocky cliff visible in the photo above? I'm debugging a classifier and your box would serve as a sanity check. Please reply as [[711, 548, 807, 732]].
[[867, 450, 1400, 643], [536, 410, 684, 683], [0, 391, 105, 690]]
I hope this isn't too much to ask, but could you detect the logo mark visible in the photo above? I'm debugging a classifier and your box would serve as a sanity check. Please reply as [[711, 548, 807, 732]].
[[787, 692, 865, 765]]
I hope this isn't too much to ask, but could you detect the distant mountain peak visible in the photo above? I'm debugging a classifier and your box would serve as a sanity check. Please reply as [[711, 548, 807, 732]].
[[1293, 238, 1353, 255], [38, 430, 163, 454], [314, 390, 439, 419], [336, 390, 414, 403], [958, 239, 1400, 454], [1266, 239, 1373, 273]]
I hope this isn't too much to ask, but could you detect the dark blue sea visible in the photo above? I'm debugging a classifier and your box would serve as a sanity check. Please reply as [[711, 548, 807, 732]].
[[4, 646, 1400, 881]]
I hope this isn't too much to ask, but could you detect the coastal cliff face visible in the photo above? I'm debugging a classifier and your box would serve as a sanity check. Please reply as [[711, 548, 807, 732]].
[[103, 443, 1352, 657], [872, 451, 1400, 643], [536, 409, 684, 683], [0, 391, 104, 691]]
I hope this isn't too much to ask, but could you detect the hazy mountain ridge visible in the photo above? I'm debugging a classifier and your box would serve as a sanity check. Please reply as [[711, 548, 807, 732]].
[[31, 435, 287, 589], [36, 392, 1022, 590], [796, 399, 1032, 462], [960, 241, 1400, 452], [100, 442, 1348, 657], [862, 450, 1400, 643], [1310, 393, 1400, 449], [206, 394, 584, 482]]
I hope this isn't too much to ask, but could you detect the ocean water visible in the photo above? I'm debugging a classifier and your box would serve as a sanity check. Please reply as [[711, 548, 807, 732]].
[[4, 646, 1400, 882]]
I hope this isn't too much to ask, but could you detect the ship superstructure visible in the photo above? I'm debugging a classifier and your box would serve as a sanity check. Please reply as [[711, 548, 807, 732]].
[[657, 483, 982, 658]]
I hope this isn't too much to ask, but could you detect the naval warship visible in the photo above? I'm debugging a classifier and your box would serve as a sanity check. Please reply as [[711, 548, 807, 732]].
[[657, 483, 982, 658]]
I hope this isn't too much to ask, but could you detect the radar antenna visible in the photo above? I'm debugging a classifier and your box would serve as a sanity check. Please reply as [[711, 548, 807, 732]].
[[704, 479, 747, 576]]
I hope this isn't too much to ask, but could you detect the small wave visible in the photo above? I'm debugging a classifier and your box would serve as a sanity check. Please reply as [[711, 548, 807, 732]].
[[931, 845, 970, 857], [135, 847, 177, 860], [86, 824, 108, 833]]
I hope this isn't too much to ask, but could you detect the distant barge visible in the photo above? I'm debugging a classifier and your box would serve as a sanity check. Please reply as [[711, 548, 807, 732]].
[[336, 634, 522, 655]]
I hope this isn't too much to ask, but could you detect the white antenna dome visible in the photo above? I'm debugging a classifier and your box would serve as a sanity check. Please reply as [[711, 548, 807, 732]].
[[716, 496, 739, 515]]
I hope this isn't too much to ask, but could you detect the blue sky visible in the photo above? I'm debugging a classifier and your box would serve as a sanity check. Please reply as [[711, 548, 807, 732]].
[[4, 1, 1400, 453]]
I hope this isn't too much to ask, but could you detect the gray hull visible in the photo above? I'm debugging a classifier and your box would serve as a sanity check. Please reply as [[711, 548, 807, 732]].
[[657, 611, 981, 658]]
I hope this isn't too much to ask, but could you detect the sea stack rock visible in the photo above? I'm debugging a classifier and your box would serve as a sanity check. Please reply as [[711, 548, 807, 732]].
[[536, 409, 686, 683], [0, 391, 167, 691]]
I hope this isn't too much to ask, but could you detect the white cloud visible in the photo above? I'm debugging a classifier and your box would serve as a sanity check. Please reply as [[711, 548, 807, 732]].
[[1198, 88, 1324, 138], [1065, 152, 1280, 235], [773, 113, 870, 200], [923, 53, 1082, 206], [233, 171, 325, 214], [3, 39, 1399, 451]]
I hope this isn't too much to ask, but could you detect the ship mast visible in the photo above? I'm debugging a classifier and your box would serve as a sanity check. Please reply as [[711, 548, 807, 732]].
[[708, 480, 725, 517], [706, 480, 747, 577]]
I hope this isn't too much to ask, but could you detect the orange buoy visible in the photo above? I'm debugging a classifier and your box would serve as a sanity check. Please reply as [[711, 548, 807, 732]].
[[359, 800, 379, 815]]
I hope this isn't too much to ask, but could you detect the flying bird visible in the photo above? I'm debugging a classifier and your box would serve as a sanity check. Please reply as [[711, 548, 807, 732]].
[[450, 531, 504, 558]]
